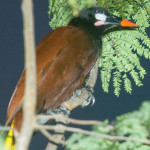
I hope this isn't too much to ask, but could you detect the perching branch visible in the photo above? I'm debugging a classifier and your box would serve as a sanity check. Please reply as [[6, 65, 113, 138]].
[[16, 0, 36, 150], [44, 114, 68, 150], [39, 128, 66, 145], [36, 114, 114, 130]]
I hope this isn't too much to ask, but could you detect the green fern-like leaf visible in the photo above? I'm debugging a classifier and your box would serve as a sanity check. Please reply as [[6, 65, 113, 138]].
[[133, 7, 150, 33], [113, 70, 122, 96], [123, 75, 132, 94]]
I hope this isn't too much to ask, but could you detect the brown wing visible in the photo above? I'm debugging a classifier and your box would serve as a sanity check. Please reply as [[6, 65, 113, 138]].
[[6, 25, 100, 129], [6, 26, 73, 124]]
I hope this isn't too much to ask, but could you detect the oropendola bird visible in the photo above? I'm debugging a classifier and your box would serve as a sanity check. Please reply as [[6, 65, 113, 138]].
[[4, 6, 137, 148]]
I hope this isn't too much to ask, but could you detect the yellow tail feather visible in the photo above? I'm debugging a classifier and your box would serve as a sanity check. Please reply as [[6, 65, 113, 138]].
[[4, 120, 16, 150]]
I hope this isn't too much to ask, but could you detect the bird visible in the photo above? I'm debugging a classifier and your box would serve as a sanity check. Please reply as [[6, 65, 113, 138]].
[[4, 6, 137, 148]]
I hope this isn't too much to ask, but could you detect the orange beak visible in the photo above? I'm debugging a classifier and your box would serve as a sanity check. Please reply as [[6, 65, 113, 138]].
[[121, 19, 138, 27]]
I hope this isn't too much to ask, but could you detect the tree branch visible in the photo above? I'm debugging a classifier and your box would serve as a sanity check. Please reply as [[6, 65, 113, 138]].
[[0, 127, 11, 131], [39, 128, 66, 145], [36, 114, 114, 130], [42, 114, 67, 150], [37, 123, 150, 146], [16, 0, 36, 150]]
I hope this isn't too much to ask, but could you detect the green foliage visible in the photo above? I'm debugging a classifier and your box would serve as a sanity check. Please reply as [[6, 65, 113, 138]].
[[100, 29, 149, 96], [48, 0, 150, 96], [66, 101, 150, 150]]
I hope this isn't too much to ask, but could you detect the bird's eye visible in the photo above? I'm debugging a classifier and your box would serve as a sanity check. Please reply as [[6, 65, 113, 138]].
[[96, 10, 103, 14]]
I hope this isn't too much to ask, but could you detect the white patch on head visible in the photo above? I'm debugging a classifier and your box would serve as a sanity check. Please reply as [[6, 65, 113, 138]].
[[95, 13, 107, 22]]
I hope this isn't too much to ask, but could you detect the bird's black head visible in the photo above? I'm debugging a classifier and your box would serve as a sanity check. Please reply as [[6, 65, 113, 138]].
[[69, 7, 137, 34]]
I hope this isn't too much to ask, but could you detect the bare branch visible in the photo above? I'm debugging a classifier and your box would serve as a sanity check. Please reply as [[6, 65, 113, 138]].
[[36, 114, 114, 130], [37, 124, 150, 145], [16, 0, 36, 150], [86, 58, 99, 87], [66, 118, 114, 130], [40, 114, 67, 150], [39, 128, 66, 145], [45, 143, 57, 150]]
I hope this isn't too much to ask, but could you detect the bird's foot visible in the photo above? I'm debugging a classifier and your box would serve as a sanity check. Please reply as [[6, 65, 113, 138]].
[[80, 86, 95, 107], [71, 88, 82, 99]]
